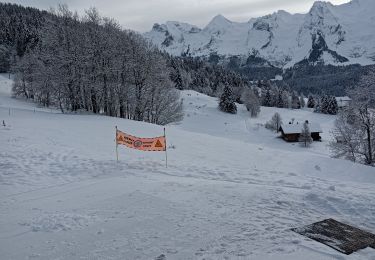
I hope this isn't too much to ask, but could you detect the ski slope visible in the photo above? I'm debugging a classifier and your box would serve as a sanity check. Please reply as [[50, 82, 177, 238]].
[[1, 73, 375, 259]]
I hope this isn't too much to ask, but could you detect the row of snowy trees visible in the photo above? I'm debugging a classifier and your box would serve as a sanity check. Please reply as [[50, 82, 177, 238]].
[[218, 84, 261, 117], [307, 95, 338, 115], [168, 55, 249, 101], [217, 80, 306, 117], [12, 6, 183, 125], [168, 58, 309, 115], [329, 68, 375, 166], [258, 81, 339, 115], [259, 81, 305, 110]]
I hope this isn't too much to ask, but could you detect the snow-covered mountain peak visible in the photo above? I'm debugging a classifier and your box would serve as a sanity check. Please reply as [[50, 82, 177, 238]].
[[204, 14, 233, 34], [274, 10, 293, 19], [307, 1, 337, 25], [145, 0, 375, 67], [310, 1, 333, 9], [207, 14, 231, 25], [302, 0, 341, 37]]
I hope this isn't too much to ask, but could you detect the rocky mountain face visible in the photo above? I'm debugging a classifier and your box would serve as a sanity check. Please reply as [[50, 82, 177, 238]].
[[145, 0, 375, 67]]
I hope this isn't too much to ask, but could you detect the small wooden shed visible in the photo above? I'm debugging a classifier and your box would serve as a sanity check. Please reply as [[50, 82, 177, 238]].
[[335, 96, 352, 109], [279, 122, 322, 142]]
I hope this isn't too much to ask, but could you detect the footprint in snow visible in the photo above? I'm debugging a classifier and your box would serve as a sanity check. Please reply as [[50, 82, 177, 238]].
[[155, 254, 166, 260]]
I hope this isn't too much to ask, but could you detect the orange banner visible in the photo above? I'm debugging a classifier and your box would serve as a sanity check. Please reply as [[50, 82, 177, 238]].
[[116, 130, 166, 151]]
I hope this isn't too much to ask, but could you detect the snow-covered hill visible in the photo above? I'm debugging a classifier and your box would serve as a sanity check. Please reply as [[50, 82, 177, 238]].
[[145, 0, 375, 67], [1, 73, 375, 259]]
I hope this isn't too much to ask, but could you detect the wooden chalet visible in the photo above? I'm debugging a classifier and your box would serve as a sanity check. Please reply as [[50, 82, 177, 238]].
[[279, 121, 322, 142], [335, 96, 352, 109]]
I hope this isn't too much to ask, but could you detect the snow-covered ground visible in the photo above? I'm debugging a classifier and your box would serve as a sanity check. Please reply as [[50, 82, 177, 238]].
[[1, 73, 375, 259]]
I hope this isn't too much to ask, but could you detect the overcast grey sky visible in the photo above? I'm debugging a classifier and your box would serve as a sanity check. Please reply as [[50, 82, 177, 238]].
[[3, 0, 350, 32]]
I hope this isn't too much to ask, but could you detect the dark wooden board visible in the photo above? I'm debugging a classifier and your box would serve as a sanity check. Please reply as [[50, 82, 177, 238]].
[[292, 218, 375, 255]]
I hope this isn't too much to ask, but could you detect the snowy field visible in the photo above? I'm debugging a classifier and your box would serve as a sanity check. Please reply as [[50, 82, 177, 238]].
[[1, 73, 375, 259]]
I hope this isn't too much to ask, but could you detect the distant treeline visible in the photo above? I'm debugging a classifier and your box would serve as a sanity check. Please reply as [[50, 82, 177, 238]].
[[0, 3, 48, 72], [212, 53, 373, 96], [282, 63, 373, 96]]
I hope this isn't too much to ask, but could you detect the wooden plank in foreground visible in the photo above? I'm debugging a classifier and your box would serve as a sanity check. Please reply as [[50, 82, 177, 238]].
[[292, 218, 375, 255]]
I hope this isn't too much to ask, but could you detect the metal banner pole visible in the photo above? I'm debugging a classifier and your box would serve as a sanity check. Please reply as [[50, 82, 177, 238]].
[[115, 126, 119, 162], [164, 127, 168, 168]]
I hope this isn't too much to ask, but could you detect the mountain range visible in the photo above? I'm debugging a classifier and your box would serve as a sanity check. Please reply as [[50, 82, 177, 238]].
[[144, 0, 375, 67]]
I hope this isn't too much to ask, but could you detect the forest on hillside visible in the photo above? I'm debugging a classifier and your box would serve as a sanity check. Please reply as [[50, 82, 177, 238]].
[[0, 2, 373, 125]]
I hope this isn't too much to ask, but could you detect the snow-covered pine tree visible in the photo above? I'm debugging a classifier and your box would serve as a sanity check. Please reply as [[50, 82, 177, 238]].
[[318, 95, 338, 115], [320, 95, 329, 114], [219, 82, 237, 114], [326, 96, 338, 115], [262, 89, 272, 107], [276, 88, 284, 108], [307, 95, 315, 108], [172, 69, 184, 90], [299, 122, 313, 147]]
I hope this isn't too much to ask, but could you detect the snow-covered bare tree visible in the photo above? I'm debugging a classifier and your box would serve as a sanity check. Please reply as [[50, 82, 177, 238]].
[[12, 6, 183, 125], [291, 92, 301, 109], [299, 122, 313, 147], [241, 88, 260, 117], [330, 67, 375, 165], [266, 112, 282, 132], [329, 110, 359, 162], [300, 95, 306, 108]]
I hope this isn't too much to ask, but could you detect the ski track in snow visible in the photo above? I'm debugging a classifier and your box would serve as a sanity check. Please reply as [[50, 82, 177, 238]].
[[1, 74, 375, 259]]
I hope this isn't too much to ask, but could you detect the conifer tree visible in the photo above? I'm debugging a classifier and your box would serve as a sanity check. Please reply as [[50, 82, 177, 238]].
[[319, 95, 338, 114], [262, 89, 272, 107], [219, 83, 237, 114], [276, 90, 283, 108], [320, 95, 329, 114], [326, 96, 338, 115], [307, 95, 315, 108]]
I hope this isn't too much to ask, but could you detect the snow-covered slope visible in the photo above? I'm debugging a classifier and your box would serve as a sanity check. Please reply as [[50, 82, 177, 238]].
[[145, 0, 375, 67], [1, 73, 375, 259]]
